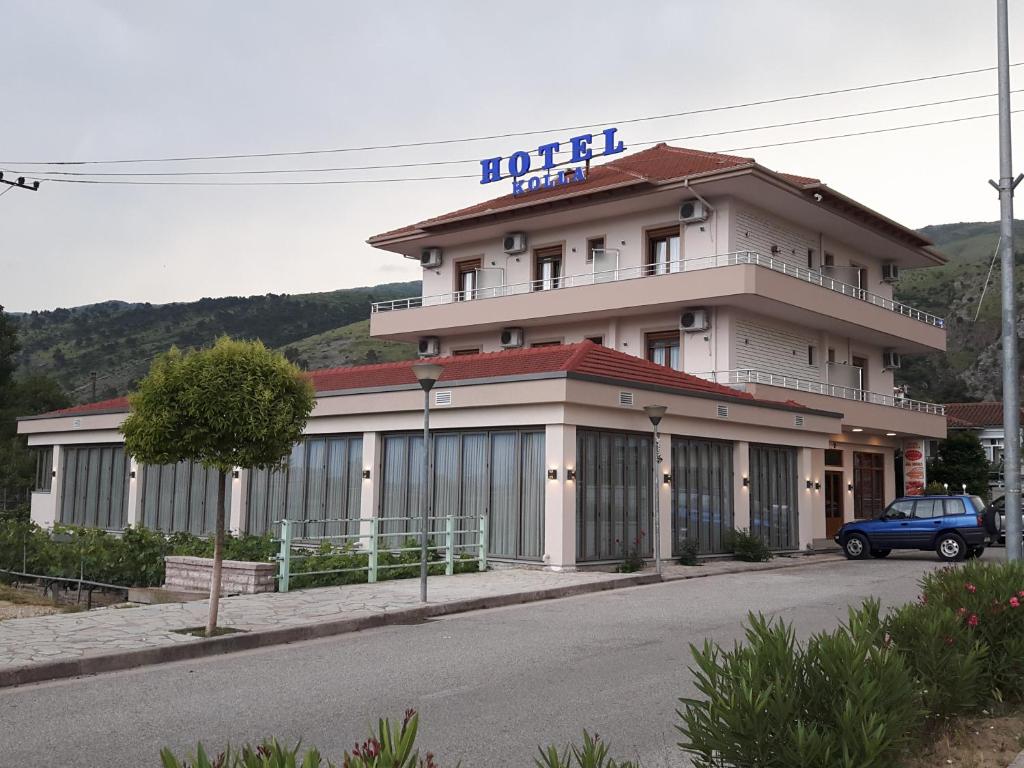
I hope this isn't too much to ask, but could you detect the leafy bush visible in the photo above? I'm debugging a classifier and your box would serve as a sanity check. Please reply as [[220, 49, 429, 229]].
[[883, 600, 988, 716], [616, 533, 646, 573], [536, 731, 638, 768], [725, 528, 773, 562], [916, 560, 1024, 700], [678, 601, 920, 768], [677, 538, 700, 566]]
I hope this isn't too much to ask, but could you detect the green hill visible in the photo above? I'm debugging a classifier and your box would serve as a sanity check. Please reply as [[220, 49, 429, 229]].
[[895, 220, 1024, 402], [12, 282, 420, 403]]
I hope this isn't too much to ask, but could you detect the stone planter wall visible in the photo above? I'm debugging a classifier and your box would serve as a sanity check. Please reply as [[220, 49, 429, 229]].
[[164, 556, 276, 595]]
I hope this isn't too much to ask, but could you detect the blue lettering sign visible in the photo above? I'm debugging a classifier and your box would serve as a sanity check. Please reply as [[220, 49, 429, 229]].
[[478, 127, 625, 195]]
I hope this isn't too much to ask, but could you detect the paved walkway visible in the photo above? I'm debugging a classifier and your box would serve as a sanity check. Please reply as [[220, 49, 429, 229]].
[[0, 552, 841, 684]]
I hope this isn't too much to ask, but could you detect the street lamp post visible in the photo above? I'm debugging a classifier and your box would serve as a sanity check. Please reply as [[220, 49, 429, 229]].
[[643, 405, 668, 575], [412, 362, 443, 602]]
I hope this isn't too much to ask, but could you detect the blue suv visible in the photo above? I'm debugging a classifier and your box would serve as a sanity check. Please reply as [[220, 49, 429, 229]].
[[834, 495, 992, 562]]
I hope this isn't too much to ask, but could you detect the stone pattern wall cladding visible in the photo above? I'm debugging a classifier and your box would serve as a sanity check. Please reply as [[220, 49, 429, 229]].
[[164, 556, 276, 595], [734, 204, 818, 270]]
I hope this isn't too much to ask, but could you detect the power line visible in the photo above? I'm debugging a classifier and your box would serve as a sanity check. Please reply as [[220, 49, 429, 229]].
[[16, 110, 1019, 187], [17, 89, 1020, 179], [4, 62, 1021, 167]]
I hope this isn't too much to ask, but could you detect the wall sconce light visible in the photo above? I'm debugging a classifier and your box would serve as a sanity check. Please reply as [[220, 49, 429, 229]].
[[814, 481, 821, 491], [806, 479, 813, 490], [742, 476, 749, 487], [362, 469, 371, 479], [129, 470, 136, 479], [663, 473, 672, 484], [52, 469, 58, 478], [547, 468, 558, 480], [847, 482, 854, 492], [232, 470, 240, 479], [566, 468, 577, 481]]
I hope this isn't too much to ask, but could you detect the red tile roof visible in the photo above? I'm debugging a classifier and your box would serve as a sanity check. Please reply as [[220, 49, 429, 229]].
[[945, 401, 1023, 429], [369, 144, 777, 242], [32, 342, 825, 419]]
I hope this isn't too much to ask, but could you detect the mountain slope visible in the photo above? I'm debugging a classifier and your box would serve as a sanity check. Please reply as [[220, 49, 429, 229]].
[[895, 221, 1024, 402], [12, 282, 420, 402]]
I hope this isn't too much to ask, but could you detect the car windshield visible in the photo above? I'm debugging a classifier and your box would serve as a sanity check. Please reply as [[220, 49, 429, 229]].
[[969, 495, 986, 513]]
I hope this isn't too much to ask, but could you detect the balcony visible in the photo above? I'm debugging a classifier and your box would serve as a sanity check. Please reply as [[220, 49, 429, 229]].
[[694, 368, 947, 438], [370, 251, 946, 352]]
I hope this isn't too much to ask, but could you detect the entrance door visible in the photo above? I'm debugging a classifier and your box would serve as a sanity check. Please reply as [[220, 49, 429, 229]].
[[824, 471, 844, 538]]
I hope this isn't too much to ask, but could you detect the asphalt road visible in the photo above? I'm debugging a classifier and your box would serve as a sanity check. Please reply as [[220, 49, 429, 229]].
[[0, 551, 999, 767]]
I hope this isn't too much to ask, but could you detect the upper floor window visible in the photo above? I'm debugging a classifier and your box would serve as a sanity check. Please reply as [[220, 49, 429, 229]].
[[646, 330, 680, 370], [585, 236, 604, 265], [646, 226, 680, 275], [531, 340, 561, 348], [534, 246, 563, 291], [585, 335, 604, 346], [452, 347, 480, 356], [807, 248, 816, 270], [456, 259, 480, 301]]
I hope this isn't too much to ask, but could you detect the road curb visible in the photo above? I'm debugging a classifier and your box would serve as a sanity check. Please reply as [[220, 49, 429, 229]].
[[1009, 749, 1024, 768], [0, 554, 844, 689], [0, 572, 663, 689]]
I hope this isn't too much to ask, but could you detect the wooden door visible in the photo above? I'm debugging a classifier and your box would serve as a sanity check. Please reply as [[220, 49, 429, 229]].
[[824, 470, 844, 538]]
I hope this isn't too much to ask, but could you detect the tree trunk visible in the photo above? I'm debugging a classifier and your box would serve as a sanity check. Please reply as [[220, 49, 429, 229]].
[[206, 468, 227, 637]]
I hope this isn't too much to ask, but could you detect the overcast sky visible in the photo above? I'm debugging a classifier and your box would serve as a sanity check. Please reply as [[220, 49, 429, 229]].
[[0, 0, 1021, 312]]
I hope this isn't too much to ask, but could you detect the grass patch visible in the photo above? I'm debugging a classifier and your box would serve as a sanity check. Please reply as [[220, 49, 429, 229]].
[[0, 584, 61, 607], [172, 626, 245, 638]]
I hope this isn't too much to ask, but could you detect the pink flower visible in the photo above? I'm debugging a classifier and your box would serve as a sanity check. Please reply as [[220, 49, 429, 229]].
[[1019, 590, 1024, 598], [957, 607, 967, 617], [1010, 597, 1020, 609], [965, 582, 977, 593], [968, 613, 979, 627]]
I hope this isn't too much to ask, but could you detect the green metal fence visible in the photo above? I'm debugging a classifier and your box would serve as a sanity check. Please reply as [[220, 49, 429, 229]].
[[274, 514, 488, 593]]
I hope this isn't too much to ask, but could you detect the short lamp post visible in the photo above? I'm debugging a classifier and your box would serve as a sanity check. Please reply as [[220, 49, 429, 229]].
[[643, 405, 668, 575], [412, 362, 444, 602]]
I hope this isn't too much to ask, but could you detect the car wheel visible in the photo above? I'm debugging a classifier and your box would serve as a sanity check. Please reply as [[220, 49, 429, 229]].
[[936, 533, 967, 562], [870, 548, 892, 558], [967, 545, 985, 559], [843, 533, 870, 560], [983, 507, 1002, 537]]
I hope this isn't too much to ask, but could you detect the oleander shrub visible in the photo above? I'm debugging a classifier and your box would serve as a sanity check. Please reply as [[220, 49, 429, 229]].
[[535, 730, 639, 768], [678, 600, 920, 768], [724, 528, 773, 563], [883, 599, 988, 716], [916, 560, 1024, 700]]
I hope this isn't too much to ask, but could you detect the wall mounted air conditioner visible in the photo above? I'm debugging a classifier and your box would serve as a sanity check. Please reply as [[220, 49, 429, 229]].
[[679, 199, 709, 224], [680, 308, 710, 332], [503, 232, 528, 255], [420, 248, 443, 269], [417, 337, 440, 357], [882, 351, 902, 370], [881, 263, 900, 283], [500, 327, 524, 348]]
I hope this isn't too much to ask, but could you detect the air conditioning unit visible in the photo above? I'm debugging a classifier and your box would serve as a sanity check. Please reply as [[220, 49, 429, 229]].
[[420, 247, 443, 269], [679, 199, 709, 224], [503, 232, 528, 255], [417, 336, 440, 357], [680, 308, 710, 332], [882, 351, 902, 370], [500, 327, 524, 348], [882, 263, 900, 283]]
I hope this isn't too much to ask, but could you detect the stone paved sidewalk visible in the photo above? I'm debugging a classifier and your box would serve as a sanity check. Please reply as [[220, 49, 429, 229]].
[[0, 552, 842, 685]]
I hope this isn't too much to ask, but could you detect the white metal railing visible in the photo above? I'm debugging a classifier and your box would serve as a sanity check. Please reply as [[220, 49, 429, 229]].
[[692, 369, 946, 415], [371, 251, 946, 328]]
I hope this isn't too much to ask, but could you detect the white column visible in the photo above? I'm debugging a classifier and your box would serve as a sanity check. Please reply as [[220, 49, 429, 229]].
[[842, 447, 856, 522], [883, 449, 897, 504], [657, 431, 672, 562], [544, 424, 576, 571], [228, 469, 245, 534], [733, 441, 751, 532], [797, 447, 815, 550], [358, 432, 381, 547], [126, 456, 143, 528]]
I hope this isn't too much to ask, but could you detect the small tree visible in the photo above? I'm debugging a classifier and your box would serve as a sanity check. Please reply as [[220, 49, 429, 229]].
[[121, 337, 314, 635], [927, 431, 991, 499]]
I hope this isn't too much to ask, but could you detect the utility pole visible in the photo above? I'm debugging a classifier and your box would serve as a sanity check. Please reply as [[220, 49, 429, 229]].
[[991, 0, 1023, 561], [0, 172, 40, 192]]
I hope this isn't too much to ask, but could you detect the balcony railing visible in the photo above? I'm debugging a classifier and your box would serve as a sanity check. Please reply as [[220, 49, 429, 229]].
[[371, 250, 946, 328], [693, 369, 946, 415]]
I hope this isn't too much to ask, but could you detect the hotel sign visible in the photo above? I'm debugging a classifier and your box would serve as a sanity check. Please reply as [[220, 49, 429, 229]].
[[479, 127, 625, 197]]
